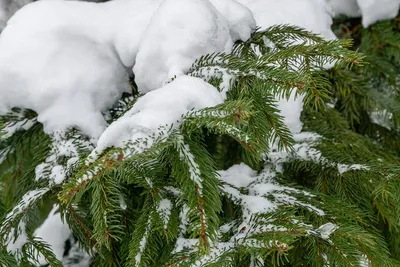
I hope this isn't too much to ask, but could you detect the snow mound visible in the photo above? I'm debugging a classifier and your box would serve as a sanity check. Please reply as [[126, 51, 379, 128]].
[[134, 0, 255, 93], [92, 75, 224, 156], [0, 0, 254, 139]]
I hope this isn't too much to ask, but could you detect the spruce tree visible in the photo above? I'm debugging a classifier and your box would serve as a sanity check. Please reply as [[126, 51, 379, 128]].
[[1, 4, 400, 267]]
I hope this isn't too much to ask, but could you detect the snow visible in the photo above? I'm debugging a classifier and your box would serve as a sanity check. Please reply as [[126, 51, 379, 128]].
[[236, 0, 337, 135], [34, 205, 71, 265], [326, 0, 400, 27], [177, 135, 204, 193], [134, 0, 255, 93], [337, 163, 369, 174], [36, 132, 92, 185], [327, 0, 361, 17], [1, 0, 396, 262], [0, 0, 132, 138], [156, 199, 173, 229], [6, 221, 28, 253], [277, 92, 305, 135], [4, 189, 50, 254], [49, 165, 66, 184], [219, 163, 326, 237], [356, 0, 400, 27], [2, 188, 49, 225], [238, 0, 336, 40], [0, 0, 253, 140], [307, 222, 338, 240], [0, 0, 103, 31], [135, 219, 151, 266], [91, 75, 223, 157], [218, 163, 257, 188], [0, 117, 36, 139], [370, 110, 392, 130]]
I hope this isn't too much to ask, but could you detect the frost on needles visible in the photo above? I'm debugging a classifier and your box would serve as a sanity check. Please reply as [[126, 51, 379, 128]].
[[1, 0, 400, 266]]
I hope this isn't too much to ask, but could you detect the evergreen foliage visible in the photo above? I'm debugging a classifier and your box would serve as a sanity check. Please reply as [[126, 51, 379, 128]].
[[1, 19, 400, 267]]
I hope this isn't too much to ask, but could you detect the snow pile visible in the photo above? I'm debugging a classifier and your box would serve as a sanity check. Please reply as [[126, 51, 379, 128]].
[[0, 0, 133, 138], [91, 75, 224, 157], [0, 0, 254, 140], [34, 205, 71, 264]]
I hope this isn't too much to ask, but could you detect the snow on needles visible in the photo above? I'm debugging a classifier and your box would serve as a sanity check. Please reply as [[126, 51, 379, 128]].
[[91, 75, 224, 157], [0, 0, 254, 139], [34, 205, 71, 265]]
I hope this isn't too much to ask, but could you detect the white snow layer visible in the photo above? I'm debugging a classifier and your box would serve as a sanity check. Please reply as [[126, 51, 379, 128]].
[[34, 205, 71, 264], [0, 0, 254, 139]]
